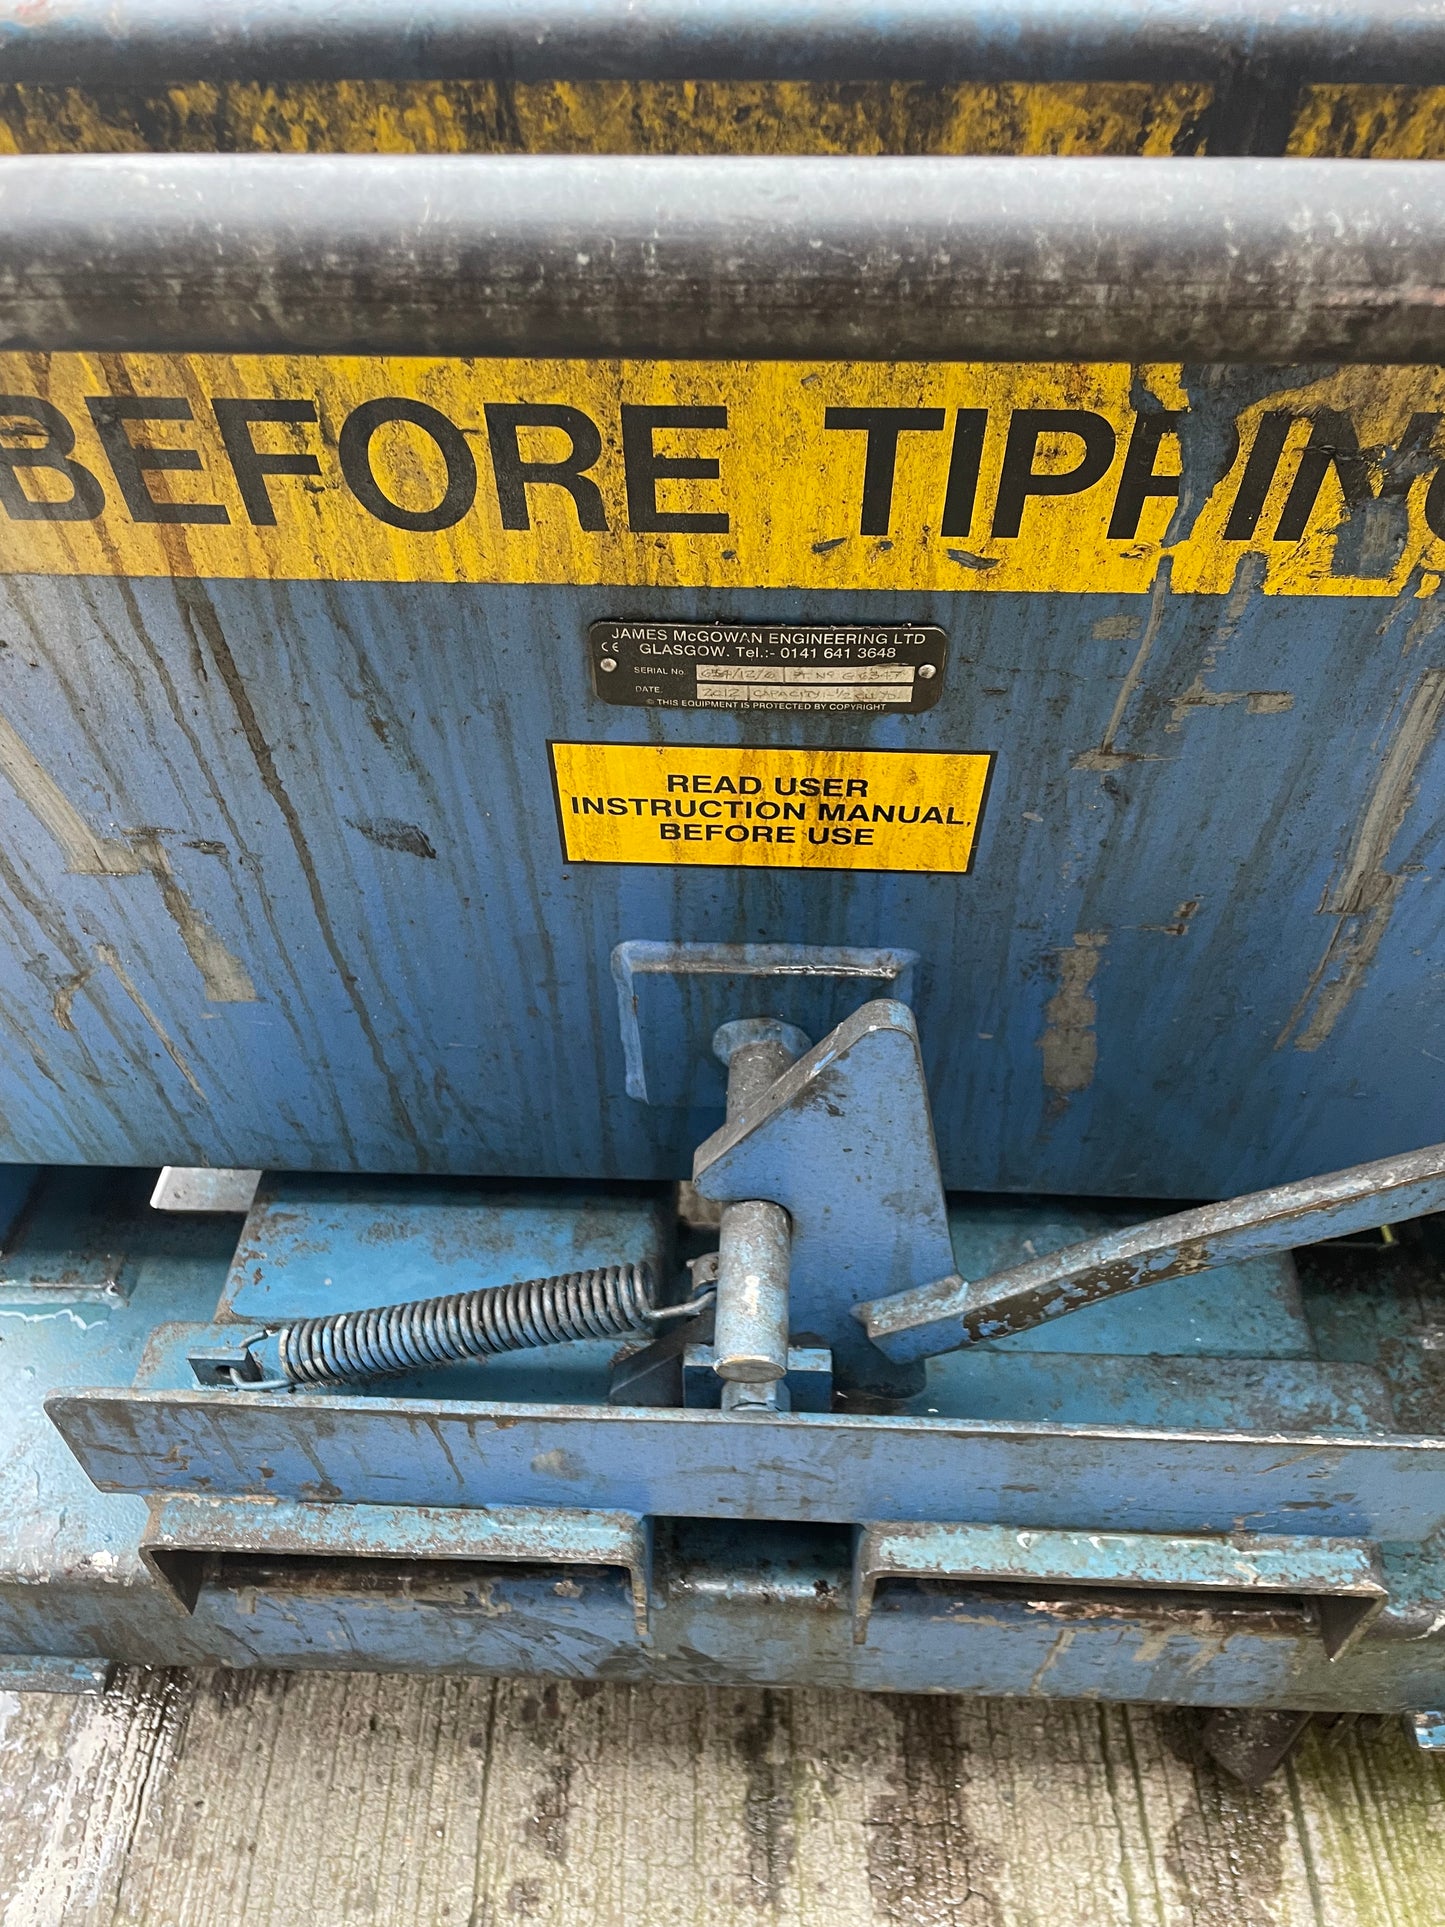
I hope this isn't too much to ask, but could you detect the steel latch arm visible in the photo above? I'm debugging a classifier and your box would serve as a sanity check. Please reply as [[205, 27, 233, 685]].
[[856, 1139, 1445, 1364]]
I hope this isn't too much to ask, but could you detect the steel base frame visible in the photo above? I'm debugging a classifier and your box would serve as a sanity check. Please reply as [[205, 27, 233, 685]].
[[0, 1164, 1440, 1720]]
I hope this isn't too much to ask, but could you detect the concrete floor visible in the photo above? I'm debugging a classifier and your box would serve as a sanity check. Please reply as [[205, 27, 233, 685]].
[[0, 1673, 1440, 1925]]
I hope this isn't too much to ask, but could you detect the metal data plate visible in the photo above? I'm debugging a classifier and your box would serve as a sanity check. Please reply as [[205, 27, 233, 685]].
[[589, 621, 946, 711]]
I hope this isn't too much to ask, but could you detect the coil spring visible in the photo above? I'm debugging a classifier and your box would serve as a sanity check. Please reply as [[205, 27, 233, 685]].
[[276, 1261, 660, 1387]]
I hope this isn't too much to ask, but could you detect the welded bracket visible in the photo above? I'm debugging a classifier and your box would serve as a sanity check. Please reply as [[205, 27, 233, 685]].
[[612, 941, 916, 1107], [141, 1495, 655, 1640], [692, 998, 955, 1392], [850, 1521, 1387, 1655]]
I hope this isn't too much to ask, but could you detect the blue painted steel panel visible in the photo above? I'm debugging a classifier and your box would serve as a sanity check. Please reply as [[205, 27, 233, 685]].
[[948, 1200, 1318, 1356], [141, 1494, 655, 1633], [917, 1353, 1393, 1431], [0, 1654, 110, 1691], [0, 574, 1440, 1194], [47, 1387, 1445, 1539], [0, 1191, 239, 1599], [0, 1167, 155, 1303], [849, 1521, 1386, 1650], [219, 1174, 672, 1322]]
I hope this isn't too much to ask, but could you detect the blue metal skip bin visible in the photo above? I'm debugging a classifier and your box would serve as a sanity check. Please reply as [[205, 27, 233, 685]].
[[0, 0, 1442, 1782]]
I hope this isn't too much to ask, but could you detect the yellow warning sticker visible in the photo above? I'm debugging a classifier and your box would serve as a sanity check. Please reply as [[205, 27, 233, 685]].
[[549, 742, 994, 872], [4, 355, 1445, 596]]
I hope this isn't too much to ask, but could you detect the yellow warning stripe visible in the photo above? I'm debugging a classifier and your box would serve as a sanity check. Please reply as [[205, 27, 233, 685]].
[[0, 79, 1211, 156], [1, 353, 1443, 596], [4, 78, 1445, 158]]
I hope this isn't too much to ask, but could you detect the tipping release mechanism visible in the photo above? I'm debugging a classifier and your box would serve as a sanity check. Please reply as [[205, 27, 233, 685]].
[[857, 1139, 1445, 1364]]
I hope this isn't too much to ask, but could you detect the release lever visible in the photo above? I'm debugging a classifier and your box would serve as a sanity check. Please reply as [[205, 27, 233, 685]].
[[856, 1138, 1445, 1364]]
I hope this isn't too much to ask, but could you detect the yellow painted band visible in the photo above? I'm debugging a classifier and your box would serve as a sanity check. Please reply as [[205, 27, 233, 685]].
[[4, 78, 1445, 159], [2, 354, 1444, 598], [2, 79, 1445, 158], [0, 79, 1209, 157], [1287, 84, 1445, 158]]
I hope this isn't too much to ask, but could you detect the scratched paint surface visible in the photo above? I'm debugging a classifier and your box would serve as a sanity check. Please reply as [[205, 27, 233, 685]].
[[0, 79, 1214, 157], [1289, 85, 1445, 157], [0, 1671, 1442, 1925], [3, 77, 1445, 161], [0, 558, 1441, 1191]]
